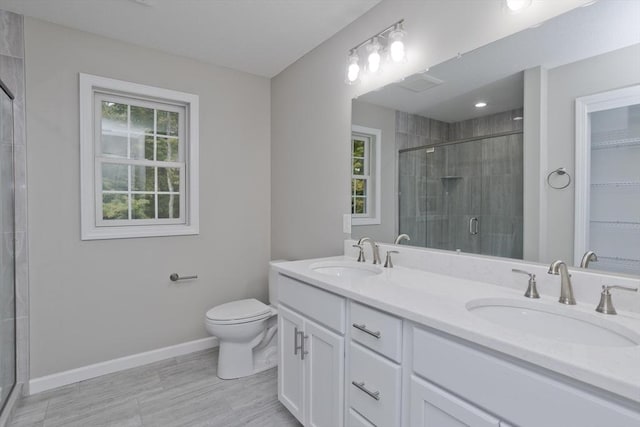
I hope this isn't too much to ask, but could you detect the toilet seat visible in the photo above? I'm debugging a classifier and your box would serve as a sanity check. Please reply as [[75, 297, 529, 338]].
[[206, 298, 274, 325]]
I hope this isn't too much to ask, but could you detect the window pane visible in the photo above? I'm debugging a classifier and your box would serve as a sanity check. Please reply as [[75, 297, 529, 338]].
[[101, 101, 127, 134], [157, 167, 180, 192], [354, 197, 366, 214], [129, 134, 147, 160], [156, 137, 179, 162], [101, 134, 128, 158], [132, 166, 155, 192], [353, 178, 366, 196], [353, 158, 364, 175], [102, 164, 128, 191], [102, 194, 129, 220], [158, 194, 180, 219], [157, 110, 179, 136], [352, 139, 365, 157], [130, 105, 154, 134], [132, 194, 155, 219]]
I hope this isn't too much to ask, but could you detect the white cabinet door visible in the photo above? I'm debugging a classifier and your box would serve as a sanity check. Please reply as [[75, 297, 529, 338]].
[[410, 375, 500, 427], [278, 305, 305, 423], [305, 318, 345, 427]]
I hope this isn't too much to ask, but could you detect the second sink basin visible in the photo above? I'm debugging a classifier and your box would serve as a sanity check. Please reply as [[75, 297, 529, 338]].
[[310, 261, 382, 279], [467, 298, 640, 347]]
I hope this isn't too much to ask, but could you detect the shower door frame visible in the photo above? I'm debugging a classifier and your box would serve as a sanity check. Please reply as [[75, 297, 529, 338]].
[[0, 77, 17, 414]]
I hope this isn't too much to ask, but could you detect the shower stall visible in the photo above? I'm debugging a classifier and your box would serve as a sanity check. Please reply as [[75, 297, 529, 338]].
[[398, 132, 523, 259], [0, 79, 16, 412]]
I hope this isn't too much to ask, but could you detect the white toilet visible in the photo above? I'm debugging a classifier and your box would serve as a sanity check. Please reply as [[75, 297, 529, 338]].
[[204, 263, 281, 380]]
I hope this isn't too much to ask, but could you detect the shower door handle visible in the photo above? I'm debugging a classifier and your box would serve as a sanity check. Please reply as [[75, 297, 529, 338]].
[[469, 217, 479, 235]]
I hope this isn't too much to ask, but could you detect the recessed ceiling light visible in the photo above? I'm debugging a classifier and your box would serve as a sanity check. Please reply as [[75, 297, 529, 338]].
[[475, 102, 487, 108], [505, 0, 532, 13], [513, 116, 523, 121]]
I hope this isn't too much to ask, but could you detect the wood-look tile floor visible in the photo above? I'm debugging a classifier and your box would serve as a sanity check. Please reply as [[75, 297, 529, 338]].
[[9, 349, 301, 427]]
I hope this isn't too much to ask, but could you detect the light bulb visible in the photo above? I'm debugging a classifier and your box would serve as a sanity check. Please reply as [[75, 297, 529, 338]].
[[505, 0, 532, 13], [346, 51, 360, 84], [388, 24, 406, 63], [367, 38, 382, 73], [348, 62, 360, 82]]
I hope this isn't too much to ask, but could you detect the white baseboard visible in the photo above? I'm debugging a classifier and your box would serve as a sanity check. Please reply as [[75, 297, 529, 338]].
[[29, 337, 218, 395]]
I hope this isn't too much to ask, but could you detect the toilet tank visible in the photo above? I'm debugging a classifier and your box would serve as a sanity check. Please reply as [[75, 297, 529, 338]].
[[268, 260, 287, 306]]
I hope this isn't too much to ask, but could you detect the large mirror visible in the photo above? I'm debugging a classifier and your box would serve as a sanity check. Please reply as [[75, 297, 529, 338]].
[[350, 1, 640, 276]]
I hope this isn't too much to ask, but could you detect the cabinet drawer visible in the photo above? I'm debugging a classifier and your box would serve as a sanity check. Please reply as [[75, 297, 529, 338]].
[[412, 326, 640, 427], [349, 342, 401, 427], [278, 274, 345, 333], [350, 301, 402, 362], [348, 409, 375, 427]]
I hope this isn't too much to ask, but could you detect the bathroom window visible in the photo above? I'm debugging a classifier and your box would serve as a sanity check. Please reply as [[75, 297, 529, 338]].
[[351, 125, 381, 225], [80, 74, 199, 239]]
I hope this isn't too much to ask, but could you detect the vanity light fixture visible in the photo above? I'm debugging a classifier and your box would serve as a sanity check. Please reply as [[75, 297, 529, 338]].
[[345, 19, 406, 84], [475, 102, 488, 108], [504, 0, 532, 13]]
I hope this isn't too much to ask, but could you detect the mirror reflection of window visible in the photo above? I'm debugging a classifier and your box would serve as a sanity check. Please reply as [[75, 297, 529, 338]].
[[351, 125, 381, 225]]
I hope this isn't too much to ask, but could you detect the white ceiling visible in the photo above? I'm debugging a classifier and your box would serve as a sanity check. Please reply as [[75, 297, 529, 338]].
[[0, 0, 381, 77], [358, 0, 640, 123]]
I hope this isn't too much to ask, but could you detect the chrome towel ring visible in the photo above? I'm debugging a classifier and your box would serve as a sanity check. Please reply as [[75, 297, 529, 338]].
[[547, 167, 571, 189]]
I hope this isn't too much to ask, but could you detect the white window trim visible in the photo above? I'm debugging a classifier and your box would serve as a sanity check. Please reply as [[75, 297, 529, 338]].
[[80, 73, 199, 240], [351, 125, 381, 226]]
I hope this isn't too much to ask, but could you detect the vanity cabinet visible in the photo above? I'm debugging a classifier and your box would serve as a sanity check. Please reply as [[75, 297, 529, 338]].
[[277, 275, 346, 427], [411, 325, 640, 427], [275, 270, 640, 427]]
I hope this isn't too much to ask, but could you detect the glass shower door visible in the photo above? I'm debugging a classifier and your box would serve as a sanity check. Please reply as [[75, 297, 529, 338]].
[[0, 83, 16, 410]]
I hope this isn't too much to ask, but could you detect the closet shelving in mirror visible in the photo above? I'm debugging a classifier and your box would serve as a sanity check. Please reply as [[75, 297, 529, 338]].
[[590, 220, 640, 229], [591, 136, 640, 150], [590, 181, 640, 187]]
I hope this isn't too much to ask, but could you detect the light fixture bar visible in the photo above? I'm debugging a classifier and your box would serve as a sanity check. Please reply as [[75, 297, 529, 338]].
[[350, 19, 404, 52]]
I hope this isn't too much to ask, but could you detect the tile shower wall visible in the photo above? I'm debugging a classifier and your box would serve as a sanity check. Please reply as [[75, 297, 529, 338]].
[[398, 109, 523, 259], [0, 9, 28, 398]]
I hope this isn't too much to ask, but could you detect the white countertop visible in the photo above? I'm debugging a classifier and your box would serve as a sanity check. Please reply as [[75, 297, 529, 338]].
[[273, 256, 640, 404]]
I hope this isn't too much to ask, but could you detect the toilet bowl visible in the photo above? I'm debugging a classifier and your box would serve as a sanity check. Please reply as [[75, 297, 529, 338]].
[[205, 298, 278, 379], [205, 261, 285, 379]]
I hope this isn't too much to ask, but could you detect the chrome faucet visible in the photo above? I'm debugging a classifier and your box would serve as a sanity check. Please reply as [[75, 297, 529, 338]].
[[548, 260, 576, 305], [580, 251, 598, 268], [394, 234, 411, 245], [357, 237, 381, 265]]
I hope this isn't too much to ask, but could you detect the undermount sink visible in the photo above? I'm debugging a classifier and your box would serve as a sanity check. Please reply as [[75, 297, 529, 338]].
[[310, 261, 382, 279], [467, 298, 640, 347]]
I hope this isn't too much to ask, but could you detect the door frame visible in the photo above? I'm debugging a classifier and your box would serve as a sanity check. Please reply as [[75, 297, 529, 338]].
[[573, 84, 640, 266]]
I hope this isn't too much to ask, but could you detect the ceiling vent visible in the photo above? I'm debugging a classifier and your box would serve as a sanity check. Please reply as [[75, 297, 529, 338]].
[[397, 73, 444, 93]]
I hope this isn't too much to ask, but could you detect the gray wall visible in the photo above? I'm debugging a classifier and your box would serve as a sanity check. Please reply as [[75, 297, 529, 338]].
[[544, 43, 640, 263], [351, 100, 396, 243], [0, 9, 28, 393], [271, 0, 586, 261], [24, 18, 271, 377]]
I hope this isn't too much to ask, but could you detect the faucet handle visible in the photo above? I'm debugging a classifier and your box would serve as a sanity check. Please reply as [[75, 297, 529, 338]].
[[596, 285, 638, 315], [512, 269, 539, 299], [352, 245, 366, 263], [384, 251, 399, 268]]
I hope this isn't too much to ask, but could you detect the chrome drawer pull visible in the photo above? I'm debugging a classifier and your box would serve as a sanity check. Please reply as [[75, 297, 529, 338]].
[[352, 381, 380, 401], [301, 334, 309, 360], [352, 323, 381, 339], [294, 327, 302, 355]]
